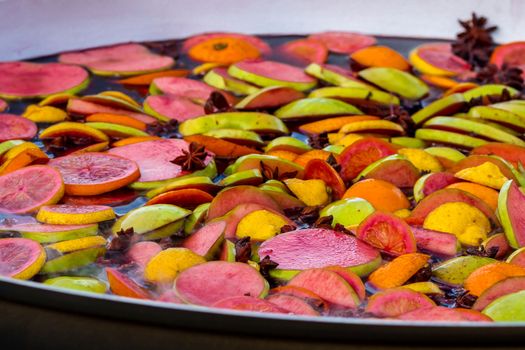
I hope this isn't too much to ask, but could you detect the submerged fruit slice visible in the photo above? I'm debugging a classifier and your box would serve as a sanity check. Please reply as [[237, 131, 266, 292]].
[[0, 165, 64, 214], [409, 43, 471, 76], [498, 180, 525, 248], [258, 228, 381, 278], [0, 62, 89, 99], [36, 204, 115, 224], [0, 114, 37, 142], [0, 238, 46, 279], [106, 268, 150, 299], [411, 226, 459, 257], [365, 288, 435, 317], [308, 31, 376, 54], [213, 296, 286, 313], [39, 122, 109, 143], [266, 293, 319, 316], [49, 153, 140, 196], [44, 276, 106, 294], [0, 222, 98, 243], [398, 306, 491, 322], [150, 77, 234, 104], [356, 211, 417, 255], [174, 261, 268, 306], [113, 204, 190, 235], [415, 129, 487, 149], [228, 60, 317, 91], [432, 255, 496, 286], [279, 39, 328, 64], [59, 43, 174, 76], [182, 221, 225, 259], [144, 95, 204, 122]]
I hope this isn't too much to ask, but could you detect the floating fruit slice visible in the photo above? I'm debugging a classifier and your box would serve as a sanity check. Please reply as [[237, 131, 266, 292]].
[[0, 114, 37, 142], [23, 105, 68, 123], [483, 233, 512, 260], [368, 253, 429, 290], [59, 43, 174, 76], [188, 36, 261, 64], [258, 228, 381, 279], [0, 238, 46, 279], [265, 293, 319, 316], [228, 60, 317, 91], [299, 115, 379, 136], [62, 188, 137, 207], [49, 153, 140, 196], [117, 69, 189, 85], [265, 136, 310, 154], [284, 179, 329, 206], [0, 222, 98, 243], [235, 86, 305, 110], [351, 46, 410, 71], [309, 86, 400, 106], [270, 285, 328, 313], [43, 276, 106, 294], [463, 84, 520, 102], [106, 268, 150, 299], [482, 290, 525, 321], [85, 122, 149, 138], [464, 262, 525, 297], [112, 136, 161, 147], [0, 142, 49, 176], [398, 306, 491, 322], [182, 32, 271, 55], [411, 93, 466, 125], [343, 178, 409, 212], [203, 67, 260, 95], [498, 180, 525, 248], [358, 67, 429, 100], [145, 176, 220, 199], [413, 172, 459, 203], [472, 143, 525, 168], [67, 99, 157, 125], [278, 39, 328, 64], [174, 261, 268, 306], [143, 247, 205, 285], [0, 165, 64, 214], [182, 221, 225, 259], [275, 97, 363, 120], [305, 63, 373, 89], [0, 62, 89, 99], [421, 74, 461, 89], [36, 204, 115, 224], [411, 226, 459, 257], [339, 119, 405, 136], [308, 31, 376, 54], [144, 95, 204, 123], [146, 189, 213, 208], [357, 154, 420, 188], [113, 204, 190, 235], [409, 43, 471, 76], [432, 255, 496, 286], [85, 113, 147, 131], [365, 288, 435, 318], [472, 276, 525, 311], [150, 77, 234, 104], [490, 41, 525, 75], [304, 159, 346, 199], [288, 268, 359, 308], [356, 211, 417, 256], [236, 209, 289, 241], [415, 129, 487, 149], [226, 154, 304, 179], [39, 122, 109, 143], [212, 296, 286, 313], [450, 155, 517, 184]]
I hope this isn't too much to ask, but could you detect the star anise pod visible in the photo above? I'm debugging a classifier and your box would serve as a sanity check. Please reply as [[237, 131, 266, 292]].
[[204, 91, 234, 114], [279, 224, 296, 233], [452, 13, 498, 68], [313, 215, 334, 229], [463, 245, 499, 259], [259, 255, 279, 280], [284, 206, 321, 226], [146, 119, 179, 138], [170, 142, 208, 171], [466, 88, 515, 109], [260, 161, 298, 181], [383, 105, 415, 135], [408, 263, 432, 283], [107, 227, 135, 252], [475, 63, 524, 91], [235, 237, 252, 263], [326, 154, 341, 172], [308, 132, 330, 149]]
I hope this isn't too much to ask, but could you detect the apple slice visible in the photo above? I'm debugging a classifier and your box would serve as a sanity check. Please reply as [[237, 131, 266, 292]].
[[473, 276, 525, 311], [415, 129, 487, 149], [213, 296, 286, 313], [265, 136, 311, 154], [413, 172, 460, 202], [143, 95, 204, 123], [472, 143, 525, 168], [309, 86, 400, 106], [468, 106, 525, 133], [411, 93, 466, 125], [275, 97, 362, 120], [305, 63, 374, 88], [481, 289, 525, 321], [498, 180, 525, 248], [278, 39, 328, 65], [463, 84, 520, 102], [228, 60, 317, 91], [358, 67, 429, 100], [320, 197, 375, 228], [235, 86, 305, 110], [205, 129, 264, 147], [356, 154, 420, 188], [265, 294, 319, 316], [203, 67, 259, 95]]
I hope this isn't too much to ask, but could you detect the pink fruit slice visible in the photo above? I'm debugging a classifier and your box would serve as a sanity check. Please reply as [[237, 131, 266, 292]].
[[0, 165, 64, 214], [356, 211, 417, 256], [499, 180, 525, 248], [288, 268, 360, 308], [270, 285, 329, 314], [419, 172, 460, 197], [207, 186, 281, 221], [49, 152, 140, 196], [308, 31, 376, 54], [324, 266, 366, 301], [264, 191, 305, 210], [151, 77, 235, 104], [258, 228, 380, 275], [490, 42, 525, 77], [266, 294, 319, 316], [229, 60, 317, 85], [144, 95, 204, 122], [397, 306, 492, 322], [174, 261, 268, 306], [106, 268, 150, 299], [361, 157, 420, 188], [0, 114, 37, 142], [182, 221, 226, 258], [472, 276, 525, 311], [59, 43, 174, 76], [0, 62, 89, 99], [126, 242, 162, 269], [0, 99, 7, 112], [182, 33, 272, 55], [213, 296, 286, 313], [236, 86, 305, 110], [67, 99, 157, 125], [108, 139, 213, 183], [411, 226, 458, 257], [365, 289, 435, 318], [413, 43, 471, 74], [0, 238, 45, 278], [278, 39, 328, 64]]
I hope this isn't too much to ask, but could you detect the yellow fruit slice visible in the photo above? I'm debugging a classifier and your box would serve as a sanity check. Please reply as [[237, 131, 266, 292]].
[[47, 236, 106, 254], [36, 205, 115, 225], [236, 209, 289, 241], [284, 178, 330, 206], [339, 120, 404, 135], [39, 122, 109, 142], [23, 105, 68, 123], [144, 248, 205, 284], [398, 148, 443, 173], [454, 162, 509, 190]]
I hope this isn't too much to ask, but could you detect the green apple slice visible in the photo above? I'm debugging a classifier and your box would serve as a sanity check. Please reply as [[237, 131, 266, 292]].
[[358, 67, 429, 100], [275, 97, 362, 120], [463, 84, 520, 102], [424, 146, 466, 163], [456, 114, 521, 136], [40, 247, 106, 274], [43, 276, 107, 294], [308, 86, 400, 105], [184, 202, 210, 235], [468, 106, 525, 133], [1, 223, 99, 244], [305, 63, 374, 88], [112, 204, 191, 235], [204, 129, 264, 147], [203, 67, 260, 95], [498, 180, 525, 249], [415, 129, 487, 149], [219, 169, 263, 187], [178, 112, 288, 136], [319, 197, 375, 229], [265, 136, 312, 154], [390, 137, 426, 149], [482, 290, 525, 321], [411, 93, 465, 125]]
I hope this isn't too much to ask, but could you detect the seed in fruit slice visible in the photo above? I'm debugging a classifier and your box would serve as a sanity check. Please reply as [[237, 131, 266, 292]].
[[0, 114, 38, 142], [59, 43, 174, 76], [366, 288, 435, 318], [228, 60, 317, 91], [411, 226, 459, 258], [0, 222, 98, 243], [0, 238, 46, 279], [174, 261, 268, 306], [43, 276, 106, 294], [0, 62, 89, 99], [106, 268, 150, 299], [368, 253, 429, 290], [36, 204, 115, 225], [0, 165, 64, 214], [411, 93, 466, 125], [357, 211, 417, 256], [358, 67, 429, 100], [143, 95, 204, 123], [409, 43, 471, 76], [182, 221, 226, 259], [258, 228, 381, 279], [213, 296, 286, 313], [398, 306, 491, 322], [278, 39, 328, 65], [236, 86, 305, 110], [49, 153, 140, 196], [498, 180, 525, 249], [319, 198, 375, 229], [432, 255, 496, 286], [308, 31, 376, 54]]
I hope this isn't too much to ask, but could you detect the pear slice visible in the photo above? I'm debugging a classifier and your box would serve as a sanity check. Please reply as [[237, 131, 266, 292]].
[[358, 67, 429, 100], [305, 63, 374, 88], [308, 86, 399, 105], [203, 67, 259, 95], [275, 97, 362, 120], [265, 136, 312, 154], [204, 129, 264, 147], [411, 93, 465, 125], [339, 120, 405, 136], [432, 255, 496, 286], [468, 106, 525, 133], [415, 129, 487, 149], [463, 84, 520, 102]]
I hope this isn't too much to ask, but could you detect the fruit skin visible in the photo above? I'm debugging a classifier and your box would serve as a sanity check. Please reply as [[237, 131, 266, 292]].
[[319, 197, 375, 229], [39, 121, 109, 142], [463, 84, 520, 102], [144, 247, 206, 285], [275, 97, 363, 120], [468, 106, 525, 133], [0, 238, 46, 280], [0, 223, 98, 244], [308, 31, 376, 55], [472, 276, 525, 311], [411, 93, 466, 125], [368, 253, 429, 290], [235, 86, 305, 110], [265, 293, 319, 316], [413, 172, 459, 203], [308, 86, 399, 106], [498, 180, 525, 248], [113, 204, 190, 235], [356, 154, 420, 189], [482, 290, 525, 321], [36, 205, 115, 225], [358, 67, 429, 100], [305, 63, 373, 89], [432, 256, 496, 286], [41, 246, 106, 274]]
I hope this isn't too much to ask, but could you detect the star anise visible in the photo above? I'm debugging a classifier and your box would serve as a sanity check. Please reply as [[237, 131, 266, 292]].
[[475, 63, 524, 91], [259, 255, 279, 280], [43, 136, 95, 156], [383, 105, 415, 135], [466, 88, 515, 109], [260, 161, 298, 181], [463, 245, 499, 259], [452, 13, 498, 68], [284, 206, 321, 226], [107, 227, 135, 252], [313, 215, 334, 229], [408, 263, 433, 283], [146, 119, 179, 138], [308, 132, 330, 149], [170, 142, 208, 171], [235, 237, 252, 263], [204, 91, 234, 114], [326, 154, 341, 172]]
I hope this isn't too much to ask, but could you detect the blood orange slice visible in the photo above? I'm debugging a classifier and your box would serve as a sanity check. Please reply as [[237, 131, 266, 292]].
[[0, 114, 37, 142], [490, 42, 525, 77], [182, 33, 272, 55], [49, 152, 140, 196], [409, 43, 471, 76], [278, 39, 328, 64], [0, 238, 46, 280], [356, 211, 417, 256], [308, 31, 376, 54], [0, 165, 64, 214]]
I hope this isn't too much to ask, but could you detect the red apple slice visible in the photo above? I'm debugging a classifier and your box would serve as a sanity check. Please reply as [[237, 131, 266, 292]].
[[126, 242, 162, 270], [144, 95, 204, 123], [397, 306, 492, 322]]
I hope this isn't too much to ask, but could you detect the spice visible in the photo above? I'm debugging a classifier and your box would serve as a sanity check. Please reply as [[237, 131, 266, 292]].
[[235, 237, 252, 263], [475, 63, 524, 91], [204, 91, 234, 114], [452, 13, 497, 68], [170, 142, 208, 171], [260, 161, 298, 181]]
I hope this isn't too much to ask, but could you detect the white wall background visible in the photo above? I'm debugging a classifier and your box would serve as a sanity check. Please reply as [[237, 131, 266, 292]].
[[1, 0, 525, 60]]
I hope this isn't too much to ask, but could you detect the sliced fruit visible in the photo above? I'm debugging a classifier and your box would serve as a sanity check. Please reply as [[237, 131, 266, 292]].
[[308, 31, 376, 54], [146, 189, 213, 208], [59, 43, 174, 76], [41, 236, 106, 273], [226, 154, 304, 179], [258, 228, 381, 279], [117, 69, 189, 85], [398, 306, 491, 322], [144, 247, 205, 285], [0, 165, 64, 214], [0, 114, 37, 142], [339, 120, 405, 136], [49, 152, 140, 196], [415, 129, 487, 149], [106, 268, 150, 299], [411, 226, 459, 257], [472, 276, 525, 311], [0, 62, 89, 99], [305, 63, 373, 89], [188, 36, 261, 64], [468, 106, 525, 133], [409, 43, 471, 76], [368, 253, 430, 290], [236, 209, 289, 241], [203, 67, 259, 95], [432, 255, 496, 286], [150, 77, 234, 104], [472, 143, 525, 168], [490, 41, 525, 74], [265, 294, 319, 316], [365, 288, 435, 317], [182, 221, 225, 259], [112, 204, 190, 235], [358, 67, 429, 100], [23, 105, 68, 123], [424, 146, 466, 168], [304, 159, 346, 199], [447, 182, 499, 211], [0, 222, 97, 243], [464, 262, 525, 297], [411, 93, 466, 125], [85, 122, 149, 138], [356, 154, 420, 188], [319, 197, 375, 229], [413, 172, 459, 203], [184, 135, 261, 158], [145, 176, 220, 199], [212, 296, 285, 313], [265, 137, 311, 154], [126, 242, 163, 269], [0, 142, 49, 176], [235, 86, 305, 110], [67, 99, 157, 125], [483, 233, 512, 260], [0, 238, 45, 279], [274, 96, 362, 120], [62, 188, 137, 207], [278, 39, 328, 64], [482, 290, 525, 321], [43, 276, 106, 294], [284, 178, 329, 206], [174, 261, 268, 305], [498, 180, 525, 248], [39, 122, 109, 143], [463, 84, 519, 102], [309, 86, 400, 106], [112, 136, 161, 147], [356, 211, 417, 256], [351, 45, 409, 71], [343, 178, 409, 212], [36, 204, 115, 225], [144, 95, 204, 123]]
